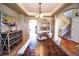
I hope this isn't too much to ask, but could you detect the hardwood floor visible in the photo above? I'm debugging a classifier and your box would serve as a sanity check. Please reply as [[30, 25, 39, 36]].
[[23, 36, 68, 56], [60, 37, 79, 55]]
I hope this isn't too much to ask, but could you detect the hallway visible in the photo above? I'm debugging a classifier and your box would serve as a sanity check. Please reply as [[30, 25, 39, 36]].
[[1, 3, 79, 56], [23, 32, 67, 56]]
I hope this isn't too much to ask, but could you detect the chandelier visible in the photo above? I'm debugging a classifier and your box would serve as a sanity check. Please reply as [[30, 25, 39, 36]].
[[35, 3, 43, 18]]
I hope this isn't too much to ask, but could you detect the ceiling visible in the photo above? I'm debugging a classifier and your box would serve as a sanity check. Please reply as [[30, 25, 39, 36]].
[[21, 3, 61, 13], [17, 3, 65, 16], [3, 3, 28, 16]]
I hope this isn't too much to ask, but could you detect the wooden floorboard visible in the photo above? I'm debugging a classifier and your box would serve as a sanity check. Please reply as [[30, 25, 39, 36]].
[[60, 37, 79, 56], [23, 37, 68, 56]]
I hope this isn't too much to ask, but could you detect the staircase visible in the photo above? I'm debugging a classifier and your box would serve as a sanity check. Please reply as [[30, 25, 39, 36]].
[[59, 15, 71, 36]]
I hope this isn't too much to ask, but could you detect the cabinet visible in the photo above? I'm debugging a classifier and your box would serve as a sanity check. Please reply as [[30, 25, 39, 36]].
[[0, 33, 3, 55], [1, 31, 23, 54], [0, 11, 22, 54], [0, 12, 3, 55]]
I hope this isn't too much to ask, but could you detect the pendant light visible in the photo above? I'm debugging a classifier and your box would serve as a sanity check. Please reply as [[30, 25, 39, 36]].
[[35, 3, 43, 18]]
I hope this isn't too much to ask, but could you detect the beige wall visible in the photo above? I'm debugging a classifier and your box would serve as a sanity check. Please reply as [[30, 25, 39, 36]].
[[0, 4, 19, 32], [0, 4, 29, 40], [51, 16, 54, 35], [16, 15, 29, 40]]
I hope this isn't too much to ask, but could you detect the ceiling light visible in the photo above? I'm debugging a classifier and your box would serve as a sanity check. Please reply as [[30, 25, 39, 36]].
[[40, 14, 43, 18], [35, 3, 43, 18], [35, 14, 39, 18]]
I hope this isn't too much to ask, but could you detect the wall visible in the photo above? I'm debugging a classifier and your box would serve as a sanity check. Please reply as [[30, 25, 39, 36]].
[[0, 4, 19, 32], [53, 3, 78, 45], [16, 15, 29, 40], [50, 17, 54, 35], [71, 17, 79, 43], [54, 16, 61, 45], [0, 4, 29, 40]]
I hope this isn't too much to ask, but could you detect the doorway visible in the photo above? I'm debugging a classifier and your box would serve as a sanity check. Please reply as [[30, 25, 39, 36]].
[[29, 20, 37, 32], [29, 20, 37, 41], [54, 15, 71, 45]]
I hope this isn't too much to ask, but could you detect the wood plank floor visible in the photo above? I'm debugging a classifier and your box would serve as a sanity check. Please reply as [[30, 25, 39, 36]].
[[60, 37, 79, 56], [23, 37, 68, 56]]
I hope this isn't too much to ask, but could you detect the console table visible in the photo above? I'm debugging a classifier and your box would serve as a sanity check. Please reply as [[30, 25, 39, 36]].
[[1, 30, 23, 54]]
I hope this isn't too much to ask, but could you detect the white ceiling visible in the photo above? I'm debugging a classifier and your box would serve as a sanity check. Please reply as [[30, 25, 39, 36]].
[[17, 3, 65, 16]]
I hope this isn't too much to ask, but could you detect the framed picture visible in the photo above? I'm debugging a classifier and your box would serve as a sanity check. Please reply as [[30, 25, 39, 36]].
[[2, 14, 16, 26]]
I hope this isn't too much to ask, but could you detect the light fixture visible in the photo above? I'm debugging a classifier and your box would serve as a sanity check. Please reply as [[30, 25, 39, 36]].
[[35, 3, 43, 18]]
